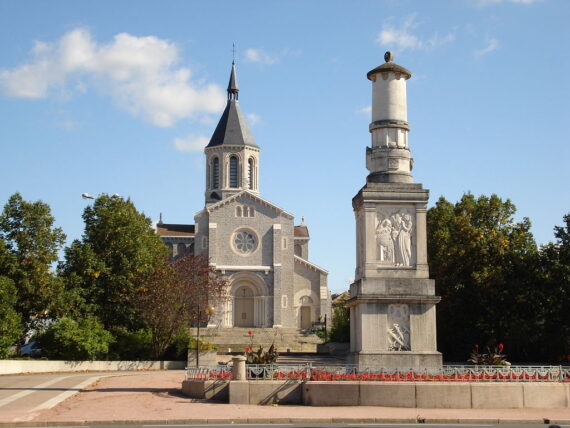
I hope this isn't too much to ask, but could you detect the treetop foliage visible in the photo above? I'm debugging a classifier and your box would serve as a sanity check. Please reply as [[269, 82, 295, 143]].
[[0, 193, 66, 325], [59, 194, 167, 330], [428, 193, 568, 362]]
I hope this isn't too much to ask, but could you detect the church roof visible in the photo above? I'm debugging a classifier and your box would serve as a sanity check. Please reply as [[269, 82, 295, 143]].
[[294, 225, 310, 238], [206, 63, 258, 149], [294, 255, 328, 274], [156, 223, 195, 237], [205, 190, 294, 219]]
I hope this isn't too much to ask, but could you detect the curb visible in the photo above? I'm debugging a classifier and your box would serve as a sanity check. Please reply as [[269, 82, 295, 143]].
[[2, 417, 570, 426]]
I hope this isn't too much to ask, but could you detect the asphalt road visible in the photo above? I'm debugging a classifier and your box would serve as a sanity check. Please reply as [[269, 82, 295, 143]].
[[0, 371, 154, 423]]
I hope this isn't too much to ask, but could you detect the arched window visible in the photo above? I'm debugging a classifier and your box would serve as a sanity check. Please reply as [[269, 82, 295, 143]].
[[236, 206, 242, 217], [212, 157, 220, 189], [294, 244, 302, 257], [243, 205, 249, 217], [249, 207, 255, 217], [229, 156, 238, 188], [206, 164, 211, 189], [248, 158, 254, 190]]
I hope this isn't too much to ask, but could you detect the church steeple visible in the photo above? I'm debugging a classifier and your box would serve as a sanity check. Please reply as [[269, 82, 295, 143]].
[[204, 61, 260, 205], [227, 61, 239, 100]]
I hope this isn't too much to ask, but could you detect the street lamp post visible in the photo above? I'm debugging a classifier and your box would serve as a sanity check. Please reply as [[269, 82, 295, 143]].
[[195, 304, 214, 368]]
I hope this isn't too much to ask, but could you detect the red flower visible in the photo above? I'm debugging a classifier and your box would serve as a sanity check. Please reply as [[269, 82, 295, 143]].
[[474, 344, 479, 349], [498, 343, 504, 352], [248, 330, 253, 336], [245, 347, 251, 352]]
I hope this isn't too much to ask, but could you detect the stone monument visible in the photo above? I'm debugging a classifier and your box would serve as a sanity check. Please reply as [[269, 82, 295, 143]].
[[348, 52, 442, 368]]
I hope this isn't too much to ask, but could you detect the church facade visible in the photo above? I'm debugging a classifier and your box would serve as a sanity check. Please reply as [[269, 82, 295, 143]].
[[156, 63, 331, 330]]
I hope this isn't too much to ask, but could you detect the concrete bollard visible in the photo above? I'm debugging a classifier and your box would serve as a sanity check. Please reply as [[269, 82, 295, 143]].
[[232, 355, 246, 380]]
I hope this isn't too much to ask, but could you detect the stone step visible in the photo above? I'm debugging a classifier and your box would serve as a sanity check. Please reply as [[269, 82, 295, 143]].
[[189, 327, 324, 353]]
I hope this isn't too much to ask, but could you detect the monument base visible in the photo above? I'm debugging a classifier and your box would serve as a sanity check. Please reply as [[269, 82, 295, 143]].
[[349, 351, 442, 369]]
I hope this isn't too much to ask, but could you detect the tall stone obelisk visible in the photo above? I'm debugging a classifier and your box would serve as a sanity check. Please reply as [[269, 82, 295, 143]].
[[348, 52, 442, 368]]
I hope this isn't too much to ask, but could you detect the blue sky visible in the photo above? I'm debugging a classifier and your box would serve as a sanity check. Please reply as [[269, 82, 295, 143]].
[[1, 0, 568, 292]]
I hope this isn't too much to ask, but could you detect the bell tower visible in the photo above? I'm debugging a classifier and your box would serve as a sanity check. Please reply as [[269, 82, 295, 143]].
[[204, 62, 260, 205], [349, 52, 442, 369]]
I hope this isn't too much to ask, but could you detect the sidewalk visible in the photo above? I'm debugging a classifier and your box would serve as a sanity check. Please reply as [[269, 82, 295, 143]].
[[4, 371, 570, 426]]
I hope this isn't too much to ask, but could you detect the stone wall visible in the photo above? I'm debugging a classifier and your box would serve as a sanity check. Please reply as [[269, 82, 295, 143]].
[[183, 379, 570, 408], [0, 360, 185, 375]]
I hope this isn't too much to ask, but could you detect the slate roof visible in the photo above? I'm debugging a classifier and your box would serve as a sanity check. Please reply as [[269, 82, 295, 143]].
[[206, 63, 258, 149], [156, 223, 195, 236]]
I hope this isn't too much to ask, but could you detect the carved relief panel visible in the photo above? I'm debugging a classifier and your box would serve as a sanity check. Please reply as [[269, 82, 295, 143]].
[[375, 207, 415, 267], [387, 304, 410, 351]]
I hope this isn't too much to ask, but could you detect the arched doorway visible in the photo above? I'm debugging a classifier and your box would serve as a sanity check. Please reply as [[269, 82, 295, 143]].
[[299, 296, 313, 329], [234, 286, 254, 327]]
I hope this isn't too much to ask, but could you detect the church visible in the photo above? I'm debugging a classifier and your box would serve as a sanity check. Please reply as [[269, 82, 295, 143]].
[[156, 62, 331, 331]]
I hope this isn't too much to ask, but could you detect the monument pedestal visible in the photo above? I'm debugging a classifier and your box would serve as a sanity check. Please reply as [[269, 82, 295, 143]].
[[348, 182, 442, 369], [349, 53, 442, 369]]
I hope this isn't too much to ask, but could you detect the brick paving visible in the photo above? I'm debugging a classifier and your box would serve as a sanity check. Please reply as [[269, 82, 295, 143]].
[[9, 371, 570, 425]]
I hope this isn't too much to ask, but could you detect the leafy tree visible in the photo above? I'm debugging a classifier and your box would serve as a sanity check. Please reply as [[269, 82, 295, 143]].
[[35, 317, 113, 360], [329, 293, 350, 343], [0, 275, 23, 358], [0, 193, 66, 327], [132, 254, 227, 359], [427, 193, 539, 362], [59, 194, 167, 331], [537, 213, 570, 362]]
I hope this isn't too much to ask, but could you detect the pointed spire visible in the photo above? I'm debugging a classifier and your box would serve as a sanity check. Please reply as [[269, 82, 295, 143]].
[[227, 61, 239, 100]]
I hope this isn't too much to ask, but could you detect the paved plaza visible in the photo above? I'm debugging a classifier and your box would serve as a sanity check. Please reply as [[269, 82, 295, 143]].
[[0, 371, 569, 426]]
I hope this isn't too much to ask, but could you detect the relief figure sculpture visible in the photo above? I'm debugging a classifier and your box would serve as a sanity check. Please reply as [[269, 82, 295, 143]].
[[398, 213, 412, 266], [376, 209, 414, 266], [376, 219, 394, 263]]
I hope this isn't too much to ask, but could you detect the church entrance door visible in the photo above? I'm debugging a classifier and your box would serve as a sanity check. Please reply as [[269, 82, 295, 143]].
[[300, 306, 312, 329], [234, 286, 254, 327]]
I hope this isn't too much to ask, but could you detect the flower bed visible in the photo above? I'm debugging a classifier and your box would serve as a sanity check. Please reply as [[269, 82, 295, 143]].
[[187, 364, 570, 383]]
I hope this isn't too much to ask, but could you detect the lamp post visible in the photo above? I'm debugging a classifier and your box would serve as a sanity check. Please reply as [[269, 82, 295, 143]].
[[195, 304, 214, 368]]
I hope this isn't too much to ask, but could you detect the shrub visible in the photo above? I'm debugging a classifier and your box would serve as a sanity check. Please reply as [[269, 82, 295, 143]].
[[36, 317, 113, 360], [329, 296, 350, 343], [107, 327, 152, 360]]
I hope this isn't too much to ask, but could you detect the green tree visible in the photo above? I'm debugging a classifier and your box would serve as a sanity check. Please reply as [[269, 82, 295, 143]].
[[59, 194, 167, 331], [427, 193, 539, 362], [0, 275, 23, 358], [537, 213, 570, 362], [35, 317, 113, 360], [0, 193, 66, 327], [329, 293, 350, 343]]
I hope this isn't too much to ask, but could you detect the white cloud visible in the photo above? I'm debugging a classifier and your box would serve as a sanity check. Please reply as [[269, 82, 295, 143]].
[[243, 47, 300, 66], [56, 119, 80, 130], [244, 48, 278, 65], [173, 134, 209, 152], [357, 105, 372, 115], [474, 38, 499, 57], [376, 15, 454, 51], [246, 113, 260, 126], [0, 28, 226, 127]]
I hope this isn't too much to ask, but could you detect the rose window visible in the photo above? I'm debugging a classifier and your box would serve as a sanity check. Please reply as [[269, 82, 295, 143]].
[[234, 230, 256, 254]]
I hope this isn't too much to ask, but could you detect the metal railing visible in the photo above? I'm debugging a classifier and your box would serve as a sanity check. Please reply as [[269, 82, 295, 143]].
[[186, 365, 232, 380], [187, 364, 570, 382]]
